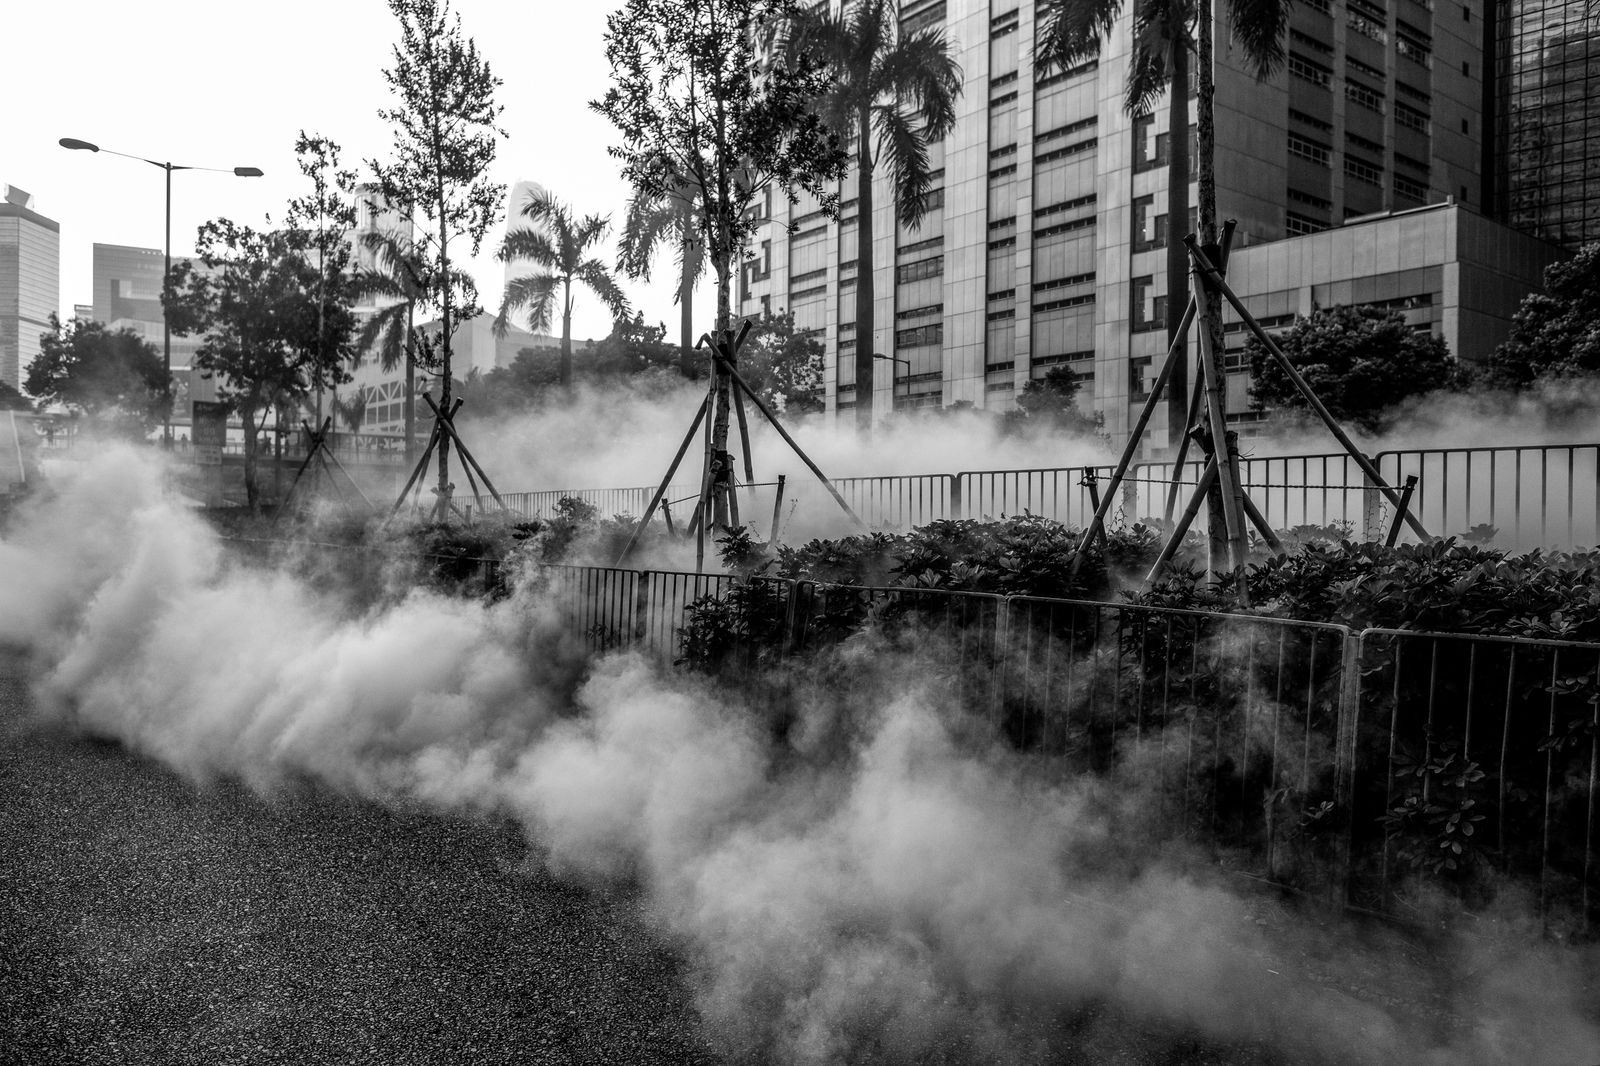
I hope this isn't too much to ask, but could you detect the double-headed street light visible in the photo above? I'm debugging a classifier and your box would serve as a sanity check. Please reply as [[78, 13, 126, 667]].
[[59, 137, 263, 447]]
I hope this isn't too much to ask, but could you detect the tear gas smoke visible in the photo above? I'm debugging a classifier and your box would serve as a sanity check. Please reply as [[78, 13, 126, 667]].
[[3, 448, 1597, 1064]]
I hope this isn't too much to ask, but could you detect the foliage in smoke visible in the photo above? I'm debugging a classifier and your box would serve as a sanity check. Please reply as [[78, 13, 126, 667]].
[[5, 449, 1600, 1064], [1486, 242, 1600, 388]]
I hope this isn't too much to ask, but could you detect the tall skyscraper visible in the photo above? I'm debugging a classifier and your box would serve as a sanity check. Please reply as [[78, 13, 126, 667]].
[[1495, 0, 1600, 247], [501, 180, 549, 293], [0, 186, 61, 391], [741, 0, 1559, 446]]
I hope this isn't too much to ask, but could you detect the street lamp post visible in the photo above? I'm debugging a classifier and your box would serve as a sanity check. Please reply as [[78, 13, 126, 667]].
[[59, 138, 262, 447], [873, 353, 913, 409]]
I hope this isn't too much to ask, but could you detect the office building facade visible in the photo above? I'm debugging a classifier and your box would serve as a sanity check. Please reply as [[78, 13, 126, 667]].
[[0, 186, 61, 392], [1495, 0, 1600, 247], [741, 0, 1555, 447]]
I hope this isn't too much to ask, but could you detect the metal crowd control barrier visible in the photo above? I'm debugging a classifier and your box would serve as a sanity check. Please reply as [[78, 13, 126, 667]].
[[1347, 628, 1599, 934]]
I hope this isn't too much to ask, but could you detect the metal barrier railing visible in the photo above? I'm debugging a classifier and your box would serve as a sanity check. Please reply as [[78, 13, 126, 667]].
[[490, 441, 1600, 549], [514, 561, 1596, 931]]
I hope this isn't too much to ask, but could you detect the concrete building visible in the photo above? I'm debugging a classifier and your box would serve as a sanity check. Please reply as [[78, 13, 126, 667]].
[[1495, 0, 1600, 247], [740, 0, 1558, 450], [0, 186, 61, 391]]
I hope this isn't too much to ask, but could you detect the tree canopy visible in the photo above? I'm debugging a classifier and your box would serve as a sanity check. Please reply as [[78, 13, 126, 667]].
[[166, 220, 357, 507], [1485, 243, 1600, 388], [736, 308, 824, 415], [24, 315, 171, 439], [1009, 365, 1102, 436], [1246, 306, 1458, 432]]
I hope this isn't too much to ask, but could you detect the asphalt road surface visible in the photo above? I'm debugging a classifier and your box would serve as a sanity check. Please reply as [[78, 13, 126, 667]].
[[0, 665, 723, 1066]]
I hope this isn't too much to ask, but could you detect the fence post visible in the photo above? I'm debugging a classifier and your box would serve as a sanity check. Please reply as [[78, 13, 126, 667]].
[[633, 570, 652, 654], [1122, 463, 1140, 525], [1361, 455, 1382, 541], [950, 473, 964, 520], [1332, 627, 1362, 913]]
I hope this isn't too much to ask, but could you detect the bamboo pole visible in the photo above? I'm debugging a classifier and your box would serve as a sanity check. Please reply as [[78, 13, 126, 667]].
[[1192, 266, 1251, 586], [613, 393, 711, 564], [1386, 475, 1420, 548], [715, 356, 865, 531], [1147, 457, 1219, 584]]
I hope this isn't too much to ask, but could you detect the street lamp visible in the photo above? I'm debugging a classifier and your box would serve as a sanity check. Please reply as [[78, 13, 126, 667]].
[[59, 137, 263, 447], [874, 353, 913, 408]]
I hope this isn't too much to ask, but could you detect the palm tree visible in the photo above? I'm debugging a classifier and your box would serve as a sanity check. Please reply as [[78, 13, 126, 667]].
[[495, 191, 631, 390], [788, 0, 962, 433], [1037, 0, 1288, 446], [619, 178, 705, 366], [353, 228, 429, 463]]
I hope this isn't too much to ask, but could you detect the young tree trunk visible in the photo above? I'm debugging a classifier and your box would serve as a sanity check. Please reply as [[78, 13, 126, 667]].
[[436, 206, 453, 520], [710, 255, 734, 530], [679, 232, 697, 365], [1165, 29, 1191, 453], [404, 302, 416, 466], [853, 99, 875, 436], [241, 401, 261, 513]]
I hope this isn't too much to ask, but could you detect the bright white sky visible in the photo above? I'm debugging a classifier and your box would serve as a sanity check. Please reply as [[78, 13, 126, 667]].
[[4, 0, 705, 344]]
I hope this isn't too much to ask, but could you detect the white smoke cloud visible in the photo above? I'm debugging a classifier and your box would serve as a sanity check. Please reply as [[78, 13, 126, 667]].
[[3, 448, 1597, 1064]]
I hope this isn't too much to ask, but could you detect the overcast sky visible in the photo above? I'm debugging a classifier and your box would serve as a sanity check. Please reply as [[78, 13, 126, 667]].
[[5, 0, 703, 343]]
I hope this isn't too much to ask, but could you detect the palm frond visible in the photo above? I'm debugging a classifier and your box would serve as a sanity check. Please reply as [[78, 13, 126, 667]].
[[497, 228, 561, 268], [877, 29, 963, 140], [576, 259, 631, 321], [497, 273, 559, 336], [1226, 0, 1289, 78], [1125, 0, 1178, 116], [874, 107, 935, 226], [1036, 0, 1126, 72]]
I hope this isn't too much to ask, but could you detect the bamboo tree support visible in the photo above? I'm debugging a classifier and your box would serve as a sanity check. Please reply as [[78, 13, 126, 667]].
[[389, 397, 508, 521], [1070, 221, 1236, 575], [1193, 269, 1252, 587], [1184, 238, 1430, 541], [1385, 475, 1420, 548], [1147, 456, 1220, 584], [710, 349, 865, 532], [278, 416, 375, 522], [423, 395, 508, 513], [770, 474, 787, 544], [613, 392, 711, 563]]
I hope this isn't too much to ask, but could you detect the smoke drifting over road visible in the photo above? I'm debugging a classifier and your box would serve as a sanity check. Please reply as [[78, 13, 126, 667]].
[[3, 449, 1597, 1064]]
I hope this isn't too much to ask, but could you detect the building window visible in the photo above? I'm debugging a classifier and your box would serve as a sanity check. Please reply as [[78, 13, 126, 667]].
[[1395, 101, 1430, 133], [1396, 20, 1432, 67], [1347, 0, 1388, 40], [1285, 212, 1327, 236], [1288, 133, 1331, 166], [1345, 79, 1386, 114], [895, 256, 944, 284], [1345, 155, 1384, 186], [1131, 275, 1164, 334], [1133, 113, 1165, 172], [895, 323, 943, 349], [1288, 52, 1333, 88], [1394, 174, 1429, 201], [1132, 195, 1162, 252]]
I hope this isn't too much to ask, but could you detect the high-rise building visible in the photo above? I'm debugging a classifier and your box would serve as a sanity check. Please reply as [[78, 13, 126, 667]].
[[0, 186, 61, 391], [1495, 0, 1600, 247], [741, 1, 1560, 447]]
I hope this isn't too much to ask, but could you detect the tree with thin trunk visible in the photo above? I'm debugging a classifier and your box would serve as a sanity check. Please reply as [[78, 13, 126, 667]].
[[786, 0, 962, 434], [368, 0, 504, 517], [593, 0, 846, 530], [353, 226, 432, 463], [618, 177, 705, 365], [494, 191, 631, 391]]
